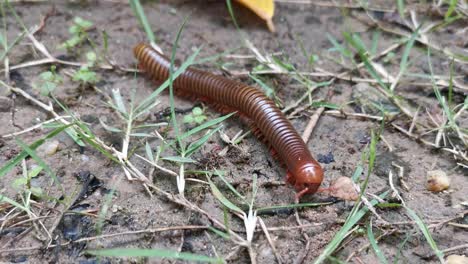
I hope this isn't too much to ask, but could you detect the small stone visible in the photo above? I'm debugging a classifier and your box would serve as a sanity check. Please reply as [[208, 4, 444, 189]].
[[39, 140, 60, 156], [446, 255, 468, 264], [328, 176, 359, 201], [0, 85, 11, 97], [0, 96, 12, 112], [81, 155, 90, 163], [426, 170, 450, 192]]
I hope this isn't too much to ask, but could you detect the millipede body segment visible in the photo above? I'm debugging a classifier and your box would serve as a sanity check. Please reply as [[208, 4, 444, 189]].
[[134, 43, 324, 197]]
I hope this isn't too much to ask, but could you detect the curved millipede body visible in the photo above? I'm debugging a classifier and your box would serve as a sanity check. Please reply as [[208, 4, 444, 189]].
[[134, 43, 324, 197]]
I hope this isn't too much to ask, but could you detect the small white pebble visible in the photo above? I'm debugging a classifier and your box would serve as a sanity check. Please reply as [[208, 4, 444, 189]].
[[426, 170, 450, 192], [446, 254, 468, 264], [39, 140, 60, 156], [81, 155, 90, 162]]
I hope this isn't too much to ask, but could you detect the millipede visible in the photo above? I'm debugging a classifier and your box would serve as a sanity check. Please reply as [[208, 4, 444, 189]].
[[134, 43, 324, 198]]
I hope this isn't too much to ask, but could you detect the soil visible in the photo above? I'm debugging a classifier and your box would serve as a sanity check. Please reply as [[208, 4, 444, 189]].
[[0, 1, 467, 264]]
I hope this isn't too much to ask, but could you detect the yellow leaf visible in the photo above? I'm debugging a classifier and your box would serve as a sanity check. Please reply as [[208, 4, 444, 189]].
[[235, 0, 275, 32]]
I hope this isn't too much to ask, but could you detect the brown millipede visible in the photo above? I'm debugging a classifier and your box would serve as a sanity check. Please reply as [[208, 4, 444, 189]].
[[134, 43, 324, 198]]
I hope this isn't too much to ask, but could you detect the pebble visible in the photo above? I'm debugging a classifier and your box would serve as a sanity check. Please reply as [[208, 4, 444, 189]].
[[426, 169, 450, 192], [38, 140, 60, 156], [447, 255, 468, 264], [0, 96, 12, 112]]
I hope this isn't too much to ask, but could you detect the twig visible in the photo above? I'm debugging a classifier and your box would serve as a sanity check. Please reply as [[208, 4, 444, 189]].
[[324, 110, 384, 121], [258, 217, 283, 264], [274, 0, 396, 13], [0, 225, 208, 254], [302, 90, 333, 143], [345, 229, 396, 262], [293, 202, 311, 264], [1, 116, 71, 138], [447, 222, 468, 229]]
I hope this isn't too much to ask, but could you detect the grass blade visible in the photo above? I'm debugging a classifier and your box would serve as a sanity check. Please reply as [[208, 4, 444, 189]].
[[0, 124, 72, 178], [129, 0, 156, 44], [87, 248, 222, 263], [214, 169, 246, 201], [208, 226, 231, 240], [134, 46, 202, 115], [178, 112, 234, 142], [367, 221, 389, 264], [0, 195, 31, 213], [162, 156, 196, 163], [15, 138, 63, 193], [111, 88, 127, 115], [207, 176, 244, 214], [397, 0, 405, 19], [313, 192, 388, 264], [256, 202, 331, 214], [444, 0, 458, 21], [404, 206, 444, 262], [185, 126, 223, 156]]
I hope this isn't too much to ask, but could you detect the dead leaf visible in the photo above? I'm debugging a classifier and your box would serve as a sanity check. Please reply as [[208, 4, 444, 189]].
[[235, 0, 275, 32]]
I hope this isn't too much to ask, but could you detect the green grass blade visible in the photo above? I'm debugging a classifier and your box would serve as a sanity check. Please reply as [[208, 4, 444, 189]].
[[168, 16, 191, 153], [185, 126, 223, 156], [0, 124, 72, 178], [397, 0, 405, 19], [0, 195, 31, 213], [313, 192, 388, 264], [134, 47, 202, 115], [208, 226, 231, 240], [342, 32, 389, 92], [178, 112, 234, 142], [87, 248, 222, 263], [427, 50, 455, 125], [129, 0, 156, 44], [207, 176, 244, 214], [161, 156, 196, 163], [404, 206, 444, 262], [0, 30, 25, 62], [397, 26, 420, 85], [225, 0, 241, 32], [444, 0, 458, 21], [314, 131, 382, 263], [15, 138, 63, 193], [74, 124, 120, 163], [249, 74, 276, 98], [111, 89, 127, 115], [393, 233, 410, 264], [367, 130, 377, 176], [214, 169, 246, 201], [448, 59, 454, 106], [327, 34, 353, 58], [256, 202, 332, 213], [367, 221, 389, 264], [64, 126, 86, 147], [370, 30, 380, 56], [145, 141, 154, 161], [351, 165, 364, 182]]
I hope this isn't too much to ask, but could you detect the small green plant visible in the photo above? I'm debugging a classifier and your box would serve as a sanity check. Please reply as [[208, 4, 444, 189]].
[[32, 65, 63, 96], [60, 16, 93, 50], [183, 107, 207, 124], [72, 51, 98, 85], [13, 164, 44, 198], [73, 66, 98, 85]]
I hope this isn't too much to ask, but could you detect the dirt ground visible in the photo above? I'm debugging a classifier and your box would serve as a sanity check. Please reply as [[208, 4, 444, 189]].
[[0, 1, 467, 263]]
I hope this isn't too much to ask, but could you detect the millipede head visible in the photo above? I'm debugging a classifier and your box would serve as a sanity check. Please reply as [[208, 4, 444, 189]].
[[290, 162, 324, 197]]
